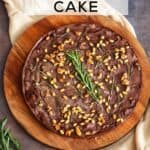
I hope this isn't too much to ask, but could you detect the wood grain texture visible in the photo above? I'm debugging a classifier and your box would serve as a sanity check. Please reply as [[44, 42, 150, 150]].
[[3, 15, 150, 150]]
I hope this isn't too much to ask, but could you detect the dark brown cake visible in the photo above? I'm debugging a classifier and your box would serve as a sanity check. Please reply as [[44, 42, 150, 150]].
[[22, 24, 141, 137]]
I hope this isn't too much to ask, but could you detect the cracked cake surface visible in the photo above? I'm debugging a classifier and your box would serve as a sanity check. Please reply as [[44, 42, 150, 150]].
[[22, 24, 141, 137]]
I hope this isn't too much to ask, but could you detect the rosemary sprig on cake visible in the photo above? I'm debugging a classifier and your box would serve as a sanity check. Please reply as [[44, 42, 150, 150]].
[[66, 50, 100, 101]]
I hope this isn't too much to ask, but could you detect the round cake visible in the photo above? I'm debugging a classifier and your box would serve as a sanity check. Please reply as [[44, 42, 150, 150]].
[[22, 24, 141, 137]]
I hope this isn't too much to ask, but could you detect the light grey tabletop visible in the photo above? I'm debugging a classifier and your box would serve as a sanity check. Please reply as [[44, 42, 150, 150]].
[[0, 0, 149, 149]]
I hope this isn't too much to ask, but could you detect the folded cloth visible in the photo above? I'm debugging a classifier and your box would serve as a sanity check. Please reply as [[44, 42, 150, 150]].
[[3, 0, 150, 149]]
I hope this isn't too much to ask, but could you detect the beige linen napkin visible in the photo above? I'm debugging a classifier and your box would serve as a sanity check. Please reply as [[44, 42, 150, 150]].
[[3, 0, 150, 149]]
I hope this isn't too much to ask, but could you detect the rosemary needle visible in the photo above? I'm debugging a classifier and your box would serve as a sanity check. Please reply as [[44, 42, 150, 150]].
[[66, 50, 100, 102]]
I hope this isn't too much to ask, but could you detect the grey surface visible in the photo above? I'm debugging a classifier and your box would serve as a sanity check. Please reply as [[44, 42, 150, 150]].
[[0, 0, 149, 150]]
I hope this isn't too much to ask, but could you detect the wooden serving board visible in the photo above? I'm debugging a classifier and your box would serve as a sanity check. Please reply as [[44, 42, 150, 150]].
[[3, 16, 150, 150]]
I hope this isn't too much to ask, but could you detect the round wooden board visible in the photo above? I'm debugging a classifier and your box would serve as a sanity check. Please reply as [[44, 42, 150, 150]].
[[3, 15, 150, 150]]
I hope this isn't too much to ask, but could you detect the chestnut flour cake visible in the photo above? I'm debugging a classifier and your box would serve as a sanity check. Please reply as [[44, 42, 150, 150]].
[[22, 24, 141, 137]]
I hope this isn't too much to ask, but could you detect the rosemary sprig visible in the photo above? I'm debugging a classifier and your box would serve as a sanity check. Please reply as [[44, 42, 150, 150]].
[[0, 118, 21, 150], [66, 51, 100, 101]]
